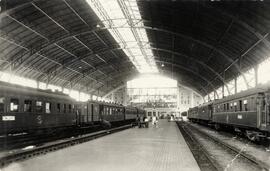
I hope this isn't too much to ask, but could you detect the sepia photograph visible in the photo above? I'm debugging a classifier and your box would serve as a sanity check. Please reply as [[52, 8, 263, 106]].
[[0, 0, 270, 170]]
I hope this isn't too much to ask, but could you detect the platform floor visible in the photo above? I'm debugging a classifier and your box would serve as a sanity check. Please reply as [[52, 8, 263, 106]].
[[3, 120, 200, 171]]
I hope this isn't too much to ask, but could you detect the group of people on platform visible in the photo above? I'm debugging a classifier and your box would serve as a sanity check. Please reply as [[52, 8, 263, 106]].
[[136, 115, 159, 128]]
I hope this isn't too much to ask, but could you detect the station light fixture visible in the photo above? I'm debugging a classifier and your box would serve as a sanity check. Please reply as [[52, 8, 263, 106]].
[[86, 0, 158, 73]]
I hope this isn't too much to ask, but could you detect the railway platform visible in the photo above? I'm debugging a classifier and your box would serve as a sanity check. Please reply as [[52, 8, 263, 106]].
[[3, 120, 200, 171]]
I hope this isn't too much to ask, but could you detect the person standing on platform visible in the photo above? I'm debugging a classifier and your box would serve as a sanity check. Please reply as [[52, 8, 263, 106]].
[[136, 115, 140, 128], [152, 116, 158, 127]]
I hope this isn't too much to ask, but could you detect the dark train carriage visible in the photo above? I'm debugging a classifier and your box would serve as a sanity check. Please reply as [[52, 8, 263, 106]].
[[0, 82, 77, 135], [137, 108, 146, 118], [197, 102, 213, 122], [125, 106, 138, 121], [88, 100, 101, 122], [212, 87, 269, 132], [76, 101, 93, 126], [100, 102, 125, 122], [187, 106, 198, 122]]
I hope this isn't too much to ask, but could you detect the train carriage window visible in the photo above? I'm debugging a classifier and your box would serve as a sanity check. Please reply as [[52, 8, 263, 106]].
[[10, 98, 19, 112], [0, 97, 4, 112], [45, 102, 51, 114], [24, 100, 32, 112], [230, 103, 233, 110], [244, 100, 248, 111], [223, 104, 226, 112], [72, 105, 75, 113], [226, 103, 229, 111], [110, 108, 112, 115], [36, 101, 43, 113], [57, 103, 61, 113], [234, 102, 237, 112], [68, 104, 72, 113], [64, 104, 67, 113], [239, 100, 242, 111]]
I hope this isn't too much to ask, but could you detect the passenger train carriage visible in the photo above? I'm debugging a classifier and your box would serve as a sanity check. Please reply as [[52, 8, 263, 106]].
[[188, 85, 270, 141], [0, 81, 145, 135]]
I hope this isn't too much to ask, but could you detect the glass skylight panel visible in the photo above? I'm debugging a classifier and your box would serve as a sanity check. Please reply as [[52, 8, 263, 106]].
[[86, 0, 158, 73]]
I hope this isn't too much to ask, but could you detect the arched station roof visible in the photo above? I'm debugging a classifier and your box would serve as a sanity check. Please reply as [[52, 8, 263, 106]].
[[0, 0, 270, 96]]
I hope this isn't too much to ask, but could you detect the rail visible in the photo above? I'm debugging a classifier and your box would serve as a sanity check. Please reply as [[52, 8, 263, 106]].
[[177, 121, 269, 171]]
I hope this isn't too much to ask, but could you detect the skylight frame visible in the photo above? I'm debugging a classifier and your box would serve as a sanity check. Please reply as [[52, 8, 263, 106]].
[[86, 0, 158, 73]]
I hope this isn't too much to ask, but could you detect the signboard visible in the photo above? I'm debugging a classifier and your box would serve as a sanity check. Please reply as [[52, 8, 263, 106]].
[[2, 116, 15, 121]]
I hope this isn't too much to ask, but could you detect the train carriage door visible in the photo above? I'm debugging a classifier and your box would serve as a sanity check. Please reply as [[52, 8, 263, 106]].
[[87, 103, 92, 123], [123, 107, 126, 120], [76, 105, 81, 126], [263, 93, 270, 128], [267, 93, 270, 125], [257, 94, 265, 128], [91, 103, 94, 122]]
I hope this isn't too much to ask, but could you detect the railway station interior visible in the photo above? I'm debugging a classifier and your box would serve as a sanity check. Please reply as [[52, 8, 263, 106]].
[[1, 0, 270, 171]]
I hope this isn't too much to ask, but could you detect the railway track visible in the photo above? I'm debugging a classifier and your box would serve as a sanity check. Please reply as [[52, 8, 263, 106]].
[[0, 124, 133, 168], [177, 121, 269, 171]]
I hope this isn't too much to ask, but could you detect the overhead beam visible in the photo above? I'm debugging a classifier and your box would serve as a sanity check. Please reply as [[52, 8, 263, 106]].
[[30, 2, 113, 81], [1, 21, 107, 87]]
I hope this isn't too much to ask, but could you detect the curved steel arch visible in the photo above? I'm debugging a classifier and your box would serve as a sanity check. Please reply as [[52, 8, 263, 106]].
[[2, 0, 269, 49], [3, 20, 249, 90], [11, 39, 231, 95], [31, 40, 230, 93], [6, 23, 248, 90], [3, 5, 265, 91], [2, 1, 269, 85], [0, 31, 232, 95]]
